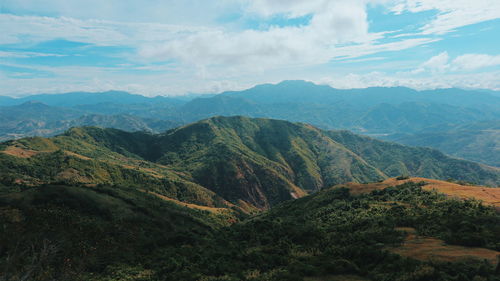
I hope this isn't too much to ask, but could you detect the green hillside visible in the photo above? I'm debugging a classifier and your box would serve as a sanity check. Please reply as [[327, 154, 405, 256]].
[[0, 131, 237, 212], [159, 182, 500, 281], [1, 116, 499, 212], [327, 130, 500, 186]]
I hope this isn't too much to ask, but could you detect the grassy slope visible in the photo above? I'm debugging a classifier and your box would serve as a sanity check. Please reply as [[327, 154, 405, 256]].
[[335, 177, 500, 209], [0, 132, 236, 211]]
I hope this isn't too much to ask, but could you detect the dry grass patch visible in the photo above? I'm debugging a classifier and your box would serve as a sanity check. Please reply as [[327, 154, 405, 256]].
[[335, 177, 500, 208], [63, 150, 91, 160], [389, 227, 500, 266], [141, 190, 229, 214], [304, 275, 369, 281], [2, 146, 39, 158]]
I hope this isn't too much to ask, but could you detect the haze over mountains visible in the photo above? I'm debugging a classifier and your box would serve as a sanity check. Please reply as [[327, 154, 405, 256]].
[[1, 81, 499, 167]]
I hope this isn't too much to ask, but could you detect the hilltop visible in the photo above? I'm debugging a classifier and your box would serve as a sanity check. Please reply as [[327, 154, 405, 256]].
[[335, 177, 500, 210]]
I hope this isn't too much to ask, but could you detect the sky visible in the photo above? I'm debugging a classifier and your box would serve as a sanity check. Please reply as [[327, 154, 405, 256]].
[[0, 0, 499, 97]]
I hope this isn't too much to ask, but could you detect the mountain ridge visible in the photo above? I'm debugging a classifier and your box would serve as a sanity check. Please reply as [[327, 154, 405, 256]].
[[1, 81, 499, 169], [1, 116, 498, 212]]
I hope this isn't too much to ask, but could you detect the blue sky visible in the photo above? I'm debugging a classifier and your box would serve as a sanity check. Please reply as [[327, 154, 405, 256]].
[[0, 0, 499, 97]]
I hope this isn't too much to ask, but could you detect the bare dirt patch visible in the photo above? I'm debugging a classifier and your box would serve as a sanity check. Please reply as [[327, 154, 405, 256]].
[[389, 227, 500, 266]]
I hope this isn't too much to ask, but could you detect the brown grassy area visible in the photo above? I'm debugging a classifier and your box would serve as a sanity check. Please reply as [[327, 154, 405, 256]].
[[304, 275, 369, 281], [389, 228, 500, 266], [63, 150, 91, 160], [140, 190, 230, 214], [1, 146, 39, 158], [335, 177, 500, 208]]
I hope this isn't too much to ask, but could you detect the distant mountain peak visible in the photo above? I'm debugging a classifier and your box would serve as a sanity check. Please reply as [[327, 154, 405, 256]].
[[276, 80, 318, 86], [19, 100, 51, 108]]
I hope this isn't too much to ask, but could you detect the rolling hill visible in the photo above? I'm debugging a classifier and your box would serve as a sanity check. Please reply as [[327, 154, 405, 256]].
[[334, 177, 500, 209], [1, 116, 498, 212]]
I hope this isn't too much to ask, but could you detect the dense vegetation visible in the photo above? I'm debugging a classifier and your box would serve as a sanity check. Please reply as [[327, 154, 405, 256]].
[[1, 117, 498, 212], [1, 182, 499, 280], [0, 183, 233, 280]]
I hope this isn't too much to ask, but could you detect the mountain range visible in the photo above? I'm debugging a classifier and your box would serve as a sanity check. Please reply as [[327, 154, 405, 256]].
[[1, 116, 498, 212], [1, 81, 499, 167]]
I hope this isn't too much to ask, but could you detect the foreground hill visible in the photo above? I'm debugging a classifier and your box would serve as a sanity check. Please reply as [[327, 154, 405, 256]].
[[1, 117, 499, 212], [2, 180, 499, 280], [0, 183, 233, 280]]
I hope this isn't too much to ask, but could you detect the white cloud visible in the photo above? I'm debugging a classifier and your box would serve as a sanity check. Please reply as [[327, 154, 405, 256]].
[[451, 54, 500, 71], [420, 51, 449, 72], [244, 0, 328, 18], [0, 14, 208, 46], [413, 52, 500, 74], [1, 0, 499, 96], [390, 0, 500, 35], [0, 51, 67, 58], [138, 0, 444, 72], [319, 70, 500, 90]]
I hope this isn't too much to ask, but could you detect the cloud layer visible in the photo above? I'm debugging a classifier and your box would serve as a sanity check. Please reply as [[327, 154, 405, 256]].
[[0, 0, 499, 96]]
